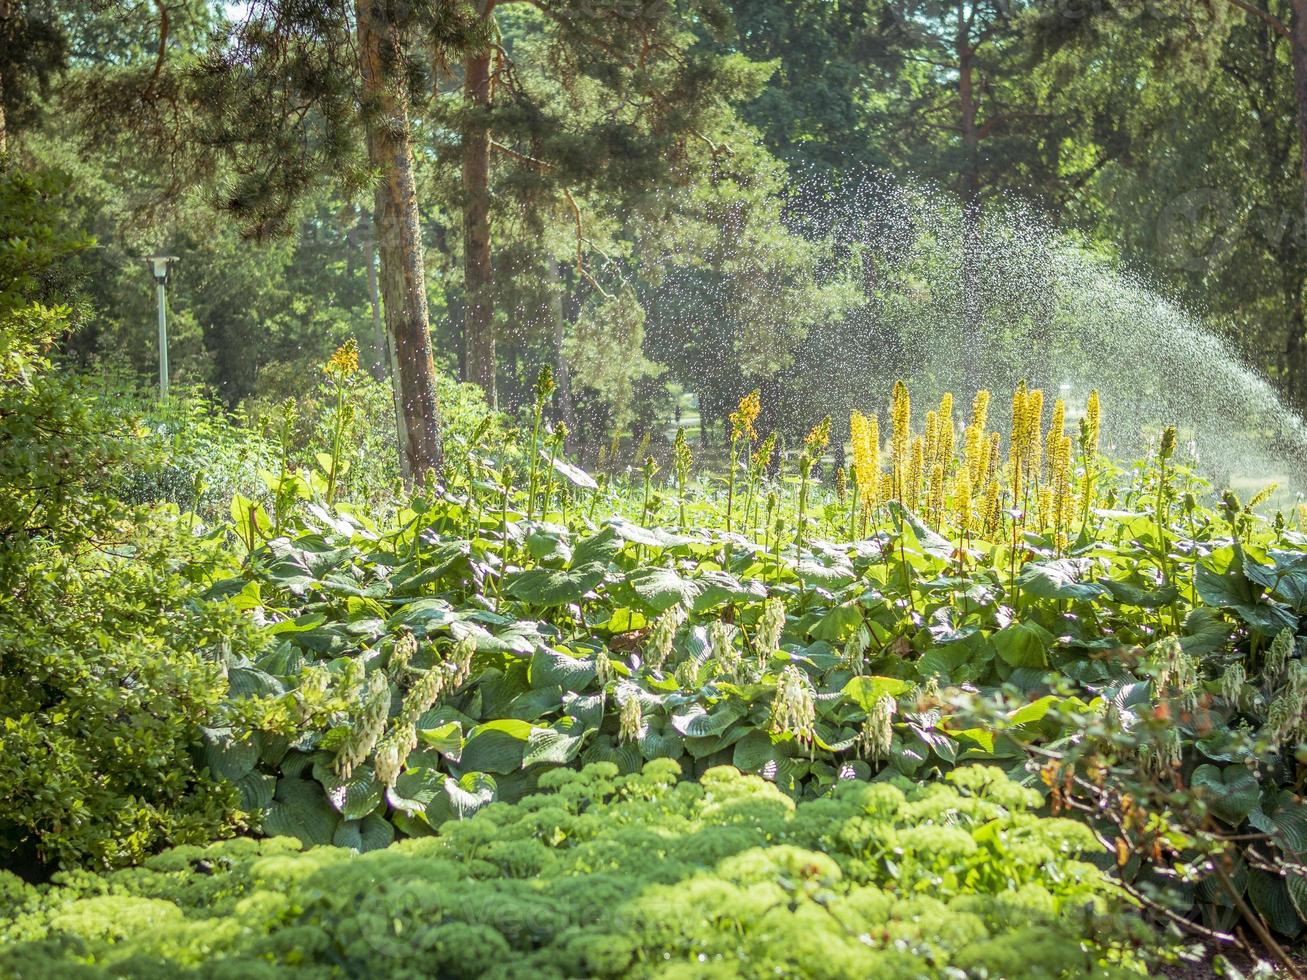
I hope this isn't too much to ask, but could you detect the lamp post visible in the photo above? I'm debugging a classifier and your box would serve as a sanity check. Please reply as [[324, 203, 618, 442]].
[[146, 255, 178, 398]]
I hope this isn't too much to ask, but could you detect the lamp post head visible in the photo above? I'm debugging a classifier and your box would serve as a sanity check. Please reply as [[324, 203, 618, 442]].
[[146, 255, 179, 285]]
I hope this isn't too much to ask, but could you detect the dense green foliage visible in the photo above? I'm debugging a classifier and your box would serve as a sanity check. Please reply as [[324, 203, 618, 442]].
[[0, 762, 1157, 978]]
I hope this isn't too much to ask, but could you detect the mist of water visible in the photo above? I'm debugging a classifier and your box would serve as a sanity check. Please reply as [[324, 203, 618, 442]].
[[620, 171, 1307, 503]]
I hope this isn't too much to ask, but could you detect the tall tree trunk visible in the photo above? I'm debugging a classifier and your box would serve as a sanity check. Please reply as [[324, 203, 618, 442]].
[[356, 0, 442, 479], [0, 0, 9, 157], [1291, 1, 1307, 237], [463, 29, 497, 405], [957, 10, 982, 391], [1281, 257, 1307, 413]]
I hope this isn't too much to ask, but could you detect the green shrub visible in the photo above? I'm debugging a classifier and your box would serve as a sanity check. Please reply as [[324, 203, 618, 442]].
[[0, 763, 1159, 978], [0, 520, 263, 873]]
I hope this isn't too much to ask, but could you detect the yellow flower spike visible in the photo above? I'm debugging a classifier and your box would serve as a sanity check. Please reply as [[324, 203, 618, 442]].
[[908, 436, 924, 509], [850, 411, 880, 511], [955, 469, 973, 538], [963, 423, 981, 483], [982, 478, 1001, 536], [923, 410, 939, 471], [1053, 433, 1074, 549], [730, 389, 761, 443], [929, 462, 945, 526], [1085, 389, 1102, 456], [1024, 388, 1044, 481], [1010, 381, 1029, 498], [891, 379, 911, 495], [985, 431, 1001, 483], [969, 389, 991, 433], [937, 393, 955, 467], [1047, 398, 1065, 463], [325, 338, 360, 379], [878, 471, 894, 510]]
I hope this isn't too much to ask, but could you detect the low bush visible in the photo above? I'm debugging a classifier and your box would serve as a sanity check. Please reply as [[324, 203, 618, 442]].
[[0, 763, 1159, 978]]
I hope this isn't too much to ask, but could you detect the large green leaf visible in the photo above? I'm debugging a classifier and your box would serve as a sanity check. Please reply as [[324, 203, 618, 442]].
[[529, 646, 597, 692], [1191, 764, 1260, 825], [1196, 564, 1297, 636], [333, 814, 395, 853], [1247, 869, 1303, 938], [991, 622, 1052, 668], [523, 721, 587, 767], [1017, 559, 1105, 602], [426, 772, 498, 824], [200, 727, 258, 782], [888, 501, 954, 562], [841, 675, 912, 712], [624, 567, 702, 613], [460, 719, 533, 774], [544, 449, 599, 490], [572, 526, 623, 567], [264, 777, 338, 846], [506, 562, 606, 607]]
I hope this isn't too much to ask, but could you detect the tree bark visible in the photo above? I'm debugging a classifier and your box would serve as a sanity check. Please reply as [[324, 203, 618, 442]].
[[0, 0, 10, 157], [1290, 1, 1307, 249], [462, 32, 497, 405], [356, 0, 442, 479]]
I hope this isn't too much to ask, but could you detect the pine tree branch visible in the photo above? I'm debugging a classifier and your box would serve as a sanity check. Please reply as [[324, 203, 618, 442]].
[[1220, 0, 1290, 39]]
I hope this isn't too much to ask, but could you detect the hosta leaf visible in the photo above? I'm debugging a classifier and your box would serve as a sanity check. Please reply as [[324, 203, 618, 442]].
[[387, 767, 444, 815], [523, 722, 586, 767], [1289, 871, 1307, 922], [1247, 869, 1303, 938], [732, 730, 794, 772], [506, 562, 605, 607], [333, 814, 395, 853], [313, 762, 383, 821], [530, 646, 598, 692], [670, 702, 744, 738], [460, 719, 532, 774], [638, 727, 684, 761], [263, 778, 337, 846], [200, 727, 258, 782], [235, 772, 276, 813], [427, 772, 498, 824], [415, 721, 463, 757], [580, 733, 643, 773], [1191, 764, 1261, 825]]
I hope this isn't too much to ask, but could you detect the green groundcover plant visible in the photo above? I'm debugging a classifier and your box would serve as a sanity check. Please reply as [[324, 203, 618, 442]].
[[0, 762, 1160, 978]]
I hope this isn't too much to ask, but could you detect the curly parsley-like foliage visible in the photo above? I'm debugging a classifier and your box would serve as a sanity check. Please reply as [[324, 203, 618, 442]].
[[0, 762, 1157, 977]]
